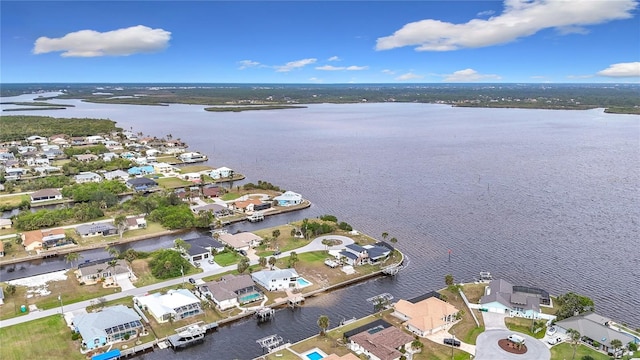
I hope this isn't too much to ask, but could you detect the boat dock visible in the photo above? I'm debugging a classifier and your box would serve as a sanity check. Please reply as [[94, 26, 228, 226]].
[[167, 323, 206, 349]]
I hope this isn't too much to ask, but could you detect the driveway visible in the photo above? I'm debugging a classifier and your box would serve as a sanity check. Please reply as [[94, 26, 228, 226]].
[[482, 311, 509, 330], [424, 328, 476, 355], [476, 330, 550, 360]]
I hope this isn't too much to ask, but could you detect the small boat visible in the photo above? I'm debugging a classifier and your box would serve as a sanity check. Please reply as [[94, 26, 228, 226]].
[[167, 324, 206, 349]]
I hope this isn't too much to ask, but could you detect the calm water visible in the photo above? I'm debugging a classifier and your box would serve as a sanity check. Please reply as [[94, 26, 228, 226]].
[[1, 95, 638, 359]]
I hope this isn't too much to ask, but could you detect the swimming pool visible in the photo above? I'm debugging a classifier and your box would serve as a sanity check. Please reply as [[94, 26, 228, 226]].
[[306, 350, 324, 360], [238, 292, 262, 303], [297, 277, 312, 288]]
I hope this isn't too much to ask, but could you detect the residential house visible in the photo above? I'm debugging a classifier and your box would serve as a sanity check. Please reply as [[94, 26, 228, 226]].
[[392, 297, 459, 336], [74, 171, 102, 183], [43, 148, 64, 159], [251, 269, 299, 291], [103, 169, 129, 181], [232, 198, 263, 213], [555, 312, 637, 352], [202, 185, 220, 198], [34, 165, 62, 175], [218, 232, 262, 251], [191, 203, 231, 217], [181, 236, 225, 264], [125, 215, 147, 230], [30, 188, 63, 203], [85, 135, 105, 144], [209, 166, 234, 179], [70, 137, 86, 146], [104, 141, 123, 151], [152, 162, 175, 174], [179, 172, 202, 183], [22, 228, 68, 252], [127, 165, 154, 176], [4, 167, 26, 180], [349, 325, 414, 360], [126, 178, 157, 192], [101, 152, 118, 162], [50, 137, 69, 147], [178, 152, 207, 163], [198, 274, 262, 310], [74, 154, 99, 162], [273, 191, 303, 206], [76, 223, 118, 238], [73, 305, 144, 350], [479, 279, 549, 319], [76, 259, 132, 284], [134, 289, 202, 323], [0, 218, 12, 229], [338, 243, 391, 266]]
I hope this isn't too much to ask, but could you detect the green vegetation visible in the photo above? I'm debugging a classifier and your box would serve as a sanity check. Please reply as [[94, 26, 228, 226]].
[[0, 316, 84, 360], [0, 115, 120, 142], [61, 180, 128, 203], [9, 175, 72, 192], [243, 180, 282, 192], [504, 317, 546, 339], [556, 292, 595, 321], [204, 105, 307, 112], [550, 343, 611, 360], [148, 249, 194, 279], [214, 250, 243, 266]]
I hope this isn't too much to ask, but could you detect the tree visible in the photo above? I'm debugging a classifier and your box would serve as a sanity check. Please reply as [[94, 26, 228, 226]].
[[317, 315, 330, 336], [381, 232, 389, 241], [567, 328, 581, 360], [268, 256, 277, 269], [556, 292, 595, 320], [288, 251, 298, 268], [628, 342, 638, 352], [610, 339, 623, 357], [174, 238, 191, 254], [106, 259, 119, 286], [411, 339, 424, 352], [5, 284, 17, 296], [114, 215, 128, 239], [237, 257, 250, 274], [123, 248, 138, 265], [105, 245, 120, 260], [64, 252, 82, 268], [272, 229, 281, 249], [258, 257, 267, 268], [290, 228, 297, 237], [2, 241, 12, 254], [444, 274, 455, 286], [390, 237, 398, 244]]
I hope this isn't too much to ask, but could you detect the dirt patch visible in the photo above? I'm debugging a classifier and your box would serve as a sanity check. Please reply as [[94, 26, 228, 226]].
[[498, 339, 528, 354]]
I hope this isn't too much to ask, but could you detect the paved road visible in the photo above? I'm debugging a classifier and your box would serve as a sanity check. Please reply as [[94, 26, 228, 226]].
[[476, 329, 550, 360], [0, 234, 353, 329]]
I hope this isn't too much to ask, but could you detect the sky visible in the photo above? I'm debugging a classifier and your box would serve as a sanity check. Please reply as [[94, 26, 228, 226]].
[[1, 0, 639, 83]]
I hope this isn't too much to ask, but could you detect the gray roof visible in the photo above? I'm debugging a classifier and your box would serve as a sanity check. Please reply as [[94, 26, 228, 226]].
[[205, 275, 257, 301], [31, 188, 62, 198], [76, 222, 117, 235], [346, 243, 366, 253], [556, 312, 635, 346], [187, 244, 209, 256], [366, 245, 391, 259], [480, 279, 540, 312], [78, 259, 129, 277], [340, 250, 359, 260], [126, 177, 157, 186], [186, 236, 225, 250], [74, 305, 142, 342]]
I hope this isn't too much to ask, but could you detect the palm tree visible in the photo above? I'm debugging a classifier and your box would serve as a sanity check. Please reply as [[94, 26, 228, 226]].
[[64, 252, 82, 268], [411, 339, 424, 353], [567, 328, 581, 360], [444, 274, 455, 286], [106, 259, 119, 286], [288, 251, 299, 268], [390, 237, 398, 245], [317, 315, 330, 336], [268, 256, 277, 269], [105, 245, 120, 260], [610, 339, 623, 357], [258, 257, 267, 268], [237, 257, 250, 274]]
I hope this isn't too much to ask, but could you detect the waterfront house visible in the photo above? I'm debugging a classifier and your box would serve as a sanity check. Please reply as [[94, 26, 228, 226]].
[[76, 223, 118, 238], [202, 185, 220, 198], [179, 152, 207, 163], [103, 169, 129, 181], [133, 289, 202, 323], [199, 274, 263, 310], [555, 312, 637, 352], [479, 279, 549, 319], [125, 215, 147, 230], [273, 191, 303, 206], [182, 236, 225, 263], [218, 232, 262, 251], [232, 198, 263, 213], [209, 166, 234, 179], [126, 177, 157, 192], [76, 259, 132, 284], [30, 188, 63, 203], [22, 228, 68, 252], [85, 135, 105, 144], [251, 269, 299, 291], [191, 203, 231, 217], [179, 172, 203, 183], [0, 218, 13, 230], [74, 171, 103, 184], [392, 297, 459, 336], [152, 162, 175, 174], [349, 325, 414, 360], [73, 305, 144, 350], [127, 165, 154, 176]]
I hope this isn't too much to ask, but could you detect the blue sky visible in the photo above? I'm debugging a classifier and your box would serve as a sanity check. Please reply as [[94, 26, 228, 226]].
[[1, 1, 639, 83]]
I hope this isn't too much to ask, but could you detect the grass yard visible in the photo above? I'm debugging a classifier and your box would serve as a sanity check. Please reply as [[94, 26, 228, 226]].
[[504, 317, 546, 339], [214, 251, 243, 266], [440, 286, 485, 345], [0, 315, 84, 360], [130, 258, 202, 287], [221, 192, 241, 201], [461, 283, 487, 303], [550, 343, 612, 360], [179, 165, 212, 173], [0, 193, 28, 208], [156, 176, 193, 188]]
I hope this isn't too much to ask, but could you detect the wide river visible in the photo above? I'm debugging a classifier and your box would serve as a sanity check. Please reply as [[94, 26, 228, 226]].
[[1, 94, 639, 359]]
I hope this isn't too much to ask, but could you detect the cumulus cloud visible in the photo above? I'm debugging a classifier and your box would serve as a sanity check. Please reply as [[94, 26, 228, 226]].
[[596, 62, 640, 77], [33, 25, 171, 57], [443, 68, 502, 82], [396, 72, 424, 81], [275, 58, 317, 72], [376, 0, 638, 51], [238, 60, 261, 69], [316, 65, 368, 71], [328, 56, 340, 61]]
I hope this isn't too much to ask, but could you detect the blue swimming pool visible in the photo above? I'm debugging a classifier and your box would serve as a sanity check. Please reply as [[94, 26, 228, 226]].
[[306, 351, 324, 360], [297, 277, 311, 287], [239, 292, 262, 303]]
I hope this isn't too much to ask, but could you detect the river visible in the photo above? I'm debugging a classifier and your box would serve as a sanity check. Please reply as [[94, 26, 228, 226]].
[[1, 93, 638, 359]]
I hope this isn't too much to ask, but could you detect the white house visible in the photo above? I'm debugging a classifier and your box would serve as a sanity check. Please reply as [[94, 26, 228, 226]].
[[209, 166, 234, 179], [273, 191, 303, 206], [198, 274, 262, 310], [103, 169, 129, 181], [134, 289, 202, 323], [479, 279, 548, 319], [251, 269, 299, 291], [74, 171, 103, 183], [179, 152, 207, 163]]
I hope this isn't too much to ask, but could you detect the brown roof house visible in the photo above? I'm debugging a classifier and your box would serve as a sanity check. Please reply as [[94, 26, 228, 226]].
[[217, 232, 262, 251], [392, 297, 459, 336], [349, 325, 414, 360], [22, 228, 68, 252], [30, 188, 63, 203]]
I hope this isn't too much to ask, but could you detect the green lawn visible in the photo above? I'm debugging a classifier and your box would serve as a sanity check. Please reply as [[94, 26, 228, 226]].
[[505, 317, 546, 339], [221, 192, 241, 201], [0, 315, 84, 360], [214, 251, 242, 266], [550, 343, 612, 360], [180, 165, 212, 173], [156, 177, 192, 188]]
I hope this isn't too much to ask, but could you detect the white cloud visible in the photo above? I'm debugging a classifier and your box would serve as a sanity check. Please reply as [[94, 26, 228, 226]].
[[316, 65, 368, 71], [596, 62, 640, 77], [443, 68, 502, 82], [238, 60, 261, 69], [309, 77, 323, 83], [376, 0, 637, 51], [328, 56, 340, 61], [33, 25, 171, 57], [477, 10, 496, 17], [382, 69, 396, 75], [395, 72, 424, 81], [275, 58, 317, 72]]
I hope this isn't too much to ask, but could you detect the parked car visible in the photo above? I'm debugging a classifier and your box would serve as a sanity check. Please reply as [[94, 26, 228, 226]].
[[443, 338, 461, 347], [273, 250, 281, 256], [208, 258, 215, 264], [188, 278, 196, 284], [507, 334, 525, 345], [238, 249, 247, 256], [547, 337, 562, 345]]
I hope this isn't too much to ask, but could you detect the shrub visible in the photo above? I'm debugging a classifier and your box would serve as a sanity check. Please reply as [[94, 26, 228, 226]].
[[319, 214, 338, 222], [71, 332, 81, 341], [338, 222, 353, 231]]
